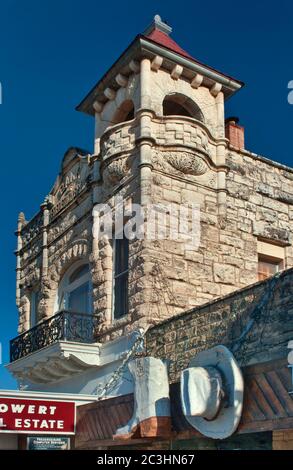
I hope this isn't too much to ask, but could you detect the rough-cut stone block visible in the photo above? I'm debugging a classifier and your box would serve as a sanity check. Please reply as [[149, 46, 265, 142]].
[[214, 263, 235, 284], [253, 221, 292, 244]]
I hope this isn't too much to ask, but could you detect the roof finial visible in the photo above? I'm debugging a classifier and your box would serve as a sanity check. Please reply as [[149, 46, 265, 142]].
[[144, 14, 172, 36], [18, 212, 25, 223]]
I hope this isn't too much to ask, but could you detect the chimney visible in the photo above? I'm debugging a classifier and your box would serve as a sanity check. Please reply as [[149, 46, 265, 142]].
[[225, 117, 245, 149]]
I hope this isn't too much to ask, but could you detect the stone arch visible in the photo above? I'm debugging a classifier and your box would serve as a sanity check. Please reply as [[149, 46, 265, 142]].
[[54, 239, 89, 281], [163, 93, 204, 122], [39, 239, 90, 319], [150, 71, 214, 126], [96, 76, 140, 136], [56, 260, 92, 314], [112, 99, 135, 124]]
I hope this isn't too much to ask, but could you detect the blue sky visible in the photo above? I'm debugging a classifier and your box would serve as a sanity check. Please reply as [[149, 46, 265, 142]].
[[0, 0, 293, 389]]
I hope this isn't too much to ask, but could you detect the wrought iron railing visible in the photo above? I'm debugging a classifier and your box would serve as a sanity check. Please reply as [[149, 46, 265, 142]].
[[10, 310, 99, 362]]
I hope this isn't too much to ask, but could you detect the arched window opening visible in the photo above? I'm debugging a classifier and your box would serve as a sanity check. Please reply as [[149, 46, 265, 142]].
[[57, 263, 92, 314], [112, 100, 135, 125], [163, 93, 204, 122]]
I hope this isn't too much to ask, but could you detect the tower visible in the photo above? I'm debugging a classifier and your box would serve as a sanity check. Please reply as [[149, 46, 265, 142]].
[[77, 15, 243, 336]]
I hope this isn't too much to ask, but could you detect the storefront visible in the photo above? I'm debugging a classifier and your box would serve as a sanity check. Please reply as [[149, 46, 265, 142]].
[[0, 391, 93, 450], [74, 356, 293, 450]]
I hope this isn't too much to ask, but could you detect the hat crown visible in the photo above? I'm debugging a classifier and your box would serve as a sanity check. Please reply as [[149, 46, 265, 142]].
[[182, 366, 223, 420]]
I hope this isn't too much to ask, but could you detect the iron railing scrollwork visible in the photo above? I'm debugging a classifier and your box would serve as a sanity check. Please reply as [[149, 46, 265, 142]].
[[10, 310, 99, 362]]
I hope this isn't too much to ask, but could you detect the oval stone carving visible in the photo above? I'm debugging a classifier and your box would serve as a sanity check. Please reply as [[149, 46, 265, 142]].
[[166, 152, 208, 176], [103, 156, 130, 185]]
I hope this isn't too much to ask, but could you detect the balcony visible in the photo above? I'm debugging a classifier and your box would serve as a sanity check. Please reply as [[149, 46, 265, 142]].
[[100, 119, 138, 161], [10, 310, 99, 362], [151, 115, 213, 158], [99, 115, 215, 168], [8, 311, 101, 384]]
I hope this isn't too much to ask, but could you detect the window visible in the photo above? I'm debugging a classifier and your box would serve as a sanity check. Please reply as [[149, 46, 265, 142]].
[[30, 291, 39, 327], [257, 240, 285, 281], [113, 236, 129, 319], [57, 263, 92, 314], [258, 258, 282, 281], [162, 93, 204, 122]]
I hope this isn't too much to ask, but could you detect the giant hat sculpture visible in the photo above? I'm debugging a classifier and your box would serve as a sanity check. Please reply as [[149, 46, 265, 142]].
[[181, 345, 244, 439]]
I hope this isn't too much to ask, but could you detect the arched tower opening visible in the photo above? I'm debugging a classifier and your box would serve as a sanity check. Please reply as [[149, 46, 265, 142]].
[[163, 93, 204, 122], [112, 100, 135, 125]]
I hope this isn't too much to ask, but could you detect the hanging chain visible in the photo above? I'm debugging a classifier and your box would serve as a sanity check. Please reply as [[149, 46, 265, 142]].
[[95, 328, 147, 400], [95, 259, 177, 400]]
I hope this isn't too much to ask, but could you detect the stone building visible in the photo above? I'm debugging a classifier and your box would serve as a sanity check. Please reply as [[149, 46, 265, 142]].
[[5, 15, 293, 450]]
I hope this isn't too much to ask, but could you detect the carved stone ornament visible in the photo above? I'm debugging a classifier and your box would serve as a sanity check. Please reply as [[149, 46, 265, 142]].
[[21, 212, 43, 246], [153, 151, 208, 176], [103, 156, 130, 185], [50, 158, 91, 218], [166, 151, 208, 175]]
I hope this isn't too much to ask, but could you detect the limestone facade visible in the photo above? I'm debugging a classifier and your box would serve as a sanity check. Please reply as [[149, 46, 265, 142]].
[[15, 21, 293, 344], [146, 266, 293, 382]]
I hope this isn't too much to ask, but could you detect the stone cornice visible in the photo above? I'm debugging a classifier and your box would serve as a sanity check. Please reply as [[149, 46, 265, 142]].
[[228, 143, 293, 175], [76, 35, 243, 117]]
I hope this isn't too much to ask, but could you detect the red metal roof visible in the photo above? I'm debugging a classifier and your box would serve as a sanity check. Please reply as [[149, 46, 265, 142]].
[[75, 394, 134, 448], [146, 29, 192, 59]]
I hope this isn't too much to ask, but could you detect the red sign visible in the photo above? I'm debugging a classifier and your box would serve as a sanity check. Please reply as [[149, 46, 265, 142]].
[[0, 397, 75, 434]]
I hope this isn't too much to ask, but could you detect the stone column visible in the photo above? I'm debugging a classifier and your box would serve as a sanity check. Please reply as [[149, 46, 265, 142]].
[[139, 58, 153, 207], [216, 142, 228, 224], [18, 295, 30, 333], [15, 212, 25, 308], [215, 89, 227, 223], [94, 112, 102, 155], [15, 213, 29, 333], [91, 219, 113, 332], [38, 198, 57, 321], [215, 91, 225, 139], [41, 200, 50, 277]]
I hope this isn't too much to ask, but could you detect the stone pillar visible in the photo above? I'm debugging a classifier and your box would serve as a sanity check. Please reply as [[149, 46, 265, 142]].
[[140, 58, 151, 110], [216, 143, 227, 224], [18, 294, 30, 333], [139, 58, 153, 207], [273, 430, 293, 450], [15, 212, 25, 308], [215, 91, 225, 138], [41, 201, 50, 277], [37, 199, 53, 321], [91, 231, 113, 332], [94, 112, 102, 155]]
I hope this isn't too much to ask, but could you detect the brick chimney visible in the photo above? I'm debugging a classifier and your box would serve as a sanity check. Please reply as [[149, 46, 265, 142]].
[[225, 117, 245, 149]]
